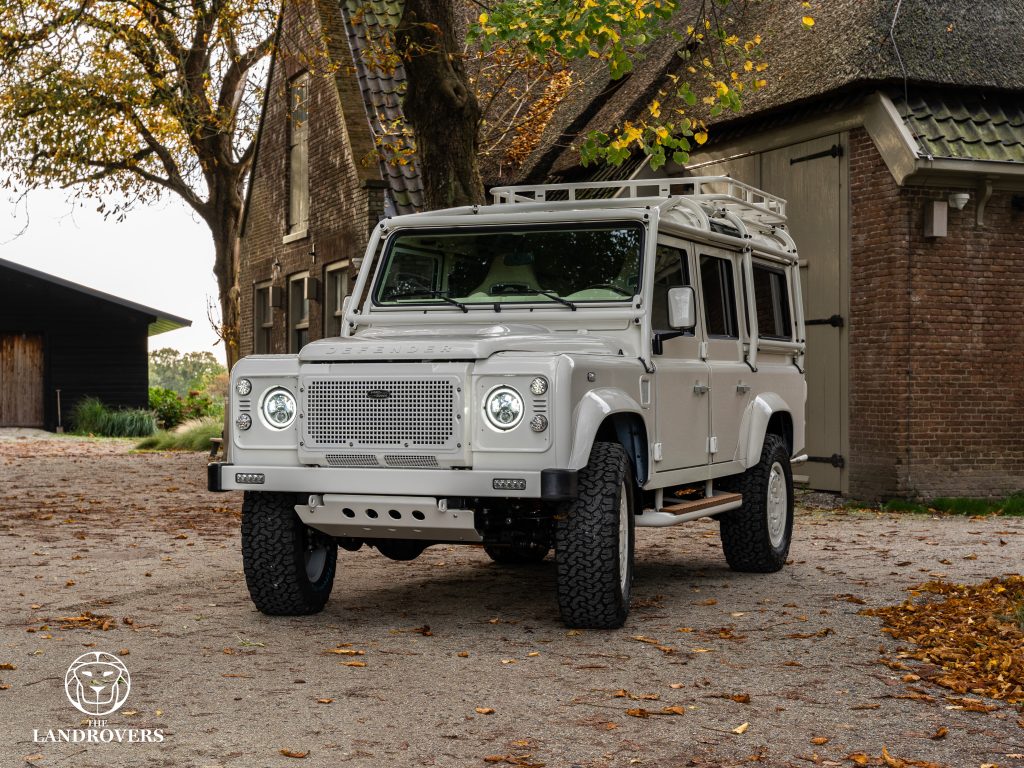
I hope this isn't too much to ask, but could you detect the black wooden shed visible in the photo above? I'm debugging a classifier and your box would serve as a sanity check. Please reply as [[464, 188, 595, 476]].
[[0, 257, 190, 430]]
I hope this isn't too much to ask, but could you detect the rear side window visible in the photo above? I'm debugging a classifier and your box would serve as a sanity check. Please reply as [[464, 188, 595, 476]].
[[752, 264, 792, 339], [699, 255, 738, 338]]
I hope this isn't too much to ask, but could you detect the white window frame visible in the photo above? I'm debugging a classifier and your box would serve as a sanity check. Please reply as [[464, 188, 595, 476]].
[[324, 260, 350, 338], [288, 271, 311, 353]]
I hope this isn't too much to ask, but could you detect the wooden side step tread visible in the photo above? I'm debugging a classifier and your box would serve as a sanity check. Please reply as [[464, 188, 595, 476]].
[[661, 492, 742, 515]]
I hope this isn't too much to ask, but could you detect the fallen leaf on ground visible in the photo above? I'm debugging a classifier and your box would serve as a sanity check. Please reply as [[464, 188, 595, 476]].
[[786, 628, 834, 639], [811, 736, 829, 745], [929, 726, 947, 740], [325, 648, 364, 656], [457, 651, 469, 657], [944, 696, 997, 712], [625, 708, 651, 718], [317, 698, 333, 704], [614, 690, 660, 701], [863, 575, 1024, 703], [632, 635, 661, 645], [669, 683, 685, 689], [661, 706, 686, 715], [0, 663, 15, 670], [731, 693, 751, 704], [475, 707, 495, 715], [733, 722, 749, 734], [527, 652, 540, 657], [340, 661, 366, 667], [279, 748, 309, 758]]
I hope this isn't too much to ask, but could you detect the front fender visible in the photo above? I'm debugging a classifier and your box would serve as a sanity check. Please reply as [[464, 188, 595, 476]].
[[737, 392, 790, 468], [567, 388, 645, 470]]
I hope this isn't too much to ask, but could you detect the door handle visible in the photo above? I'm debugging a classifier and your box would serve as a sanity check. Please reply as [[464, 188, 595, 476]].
[[693, 383, 709, 395], [736, 382, 751, 394]]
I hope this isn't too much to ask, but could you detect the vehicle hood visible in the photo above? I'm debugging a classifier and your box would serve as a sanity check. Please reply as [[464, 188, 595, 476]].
[[298, 323, 621, 361]]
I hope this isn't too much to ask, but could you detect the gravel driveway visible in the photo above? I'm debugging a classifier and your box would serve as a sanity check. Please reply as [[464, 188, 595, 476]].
[[1, 434, 1021, 768]]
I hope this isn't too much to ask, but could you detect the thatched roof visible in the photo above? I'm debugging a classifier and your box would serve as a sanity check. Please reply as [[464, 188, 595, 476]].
[[531, 0, 1024, 177]]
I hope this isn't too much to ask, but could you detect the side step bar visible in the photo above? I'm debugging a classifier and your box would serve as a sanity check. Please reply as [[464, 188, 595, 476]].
[[636, 491, 744, 528]]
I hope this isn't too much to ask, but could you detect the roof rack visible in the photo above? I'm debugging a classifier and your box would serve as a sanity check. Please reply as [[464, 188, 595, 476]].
[[490, 175, 787, 225]]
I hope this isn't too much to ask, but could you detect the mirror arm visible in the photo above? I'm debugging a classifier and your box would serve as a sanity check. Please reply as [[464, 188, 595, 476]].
[[652, 330, 687, 356]]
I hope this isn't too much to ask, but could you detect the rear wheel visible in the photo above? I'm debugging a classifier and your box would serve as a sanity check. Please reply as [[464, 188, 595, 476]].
[[719, 434, 793, 572], [484, 542, 550, 565], [555, 442, 635, 629], [241, 491, 337, 615]]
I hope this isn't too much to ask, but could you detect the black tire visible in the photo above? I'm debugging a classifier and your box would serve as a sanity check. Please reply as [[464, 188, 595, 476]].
[[555, 442, 635, 629], [483, 542, 550, 565], [241, 491, 337, 615], [719, 433, 793, 573], [374, 540, 428, 561]]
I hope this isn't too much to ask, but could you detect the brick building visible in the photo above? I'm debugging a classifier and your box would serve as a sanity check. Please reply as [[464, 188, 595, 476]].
[[237, 0, 1024, 499]]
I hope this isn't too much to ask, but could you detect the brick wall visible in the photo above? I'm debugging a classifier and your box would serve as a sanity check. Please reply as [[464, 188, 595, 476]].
[[849, 127, 1024, 499], [238, 0, 385, 358]]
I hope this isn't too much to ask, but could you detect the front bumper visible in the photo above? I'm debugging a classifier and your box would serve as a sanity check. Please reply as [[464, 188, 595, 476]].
[[208, 462, 577, 500]]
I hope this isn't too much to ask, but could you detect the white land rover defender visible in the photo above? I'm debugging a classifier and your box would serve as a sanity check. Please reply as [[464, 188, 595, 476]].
[[209, 177, 807, 629]]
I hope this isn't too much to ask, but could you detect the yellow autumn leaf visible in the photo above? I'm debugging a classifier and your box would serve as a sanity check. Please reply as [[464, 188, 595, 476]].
[[802, 16, 815, 27], [649, 100, 661, 118], [732, 722, 749, 734], [694, 132, 708, 145]]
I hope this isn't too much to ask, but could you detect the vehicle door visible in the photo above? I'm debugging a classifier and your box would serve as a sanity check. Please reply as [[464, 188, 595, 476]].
[[652, 239, 710, 472], [697, 248, 753, 463]]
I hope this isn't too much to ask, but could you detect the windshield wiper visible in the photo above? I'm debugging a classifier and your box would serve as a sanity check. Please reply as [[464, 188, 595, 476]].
[[491, 286, 577, 311], [384, 290, 469, 313]]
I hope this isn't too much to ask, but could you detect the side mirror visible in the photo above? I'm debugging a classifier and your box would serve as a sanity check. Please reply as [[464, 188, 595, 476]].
[[667, 286, 696, 330]]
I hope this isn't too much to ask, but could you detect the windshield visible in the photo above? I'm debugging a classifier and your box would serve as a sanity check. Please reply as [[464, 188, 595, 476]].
[[373, 223, 643, 308]]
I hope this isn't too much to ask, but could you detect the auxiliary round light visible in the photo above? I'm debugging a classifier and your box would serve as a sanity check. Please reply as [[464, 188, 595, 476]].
[[484, 386, 524, 431], [261, 387, 297, 429], [235, 378, 252, 396], [529, 377, 548, 396], [236, 413, 252, 431], [529, 414, 548, 433]]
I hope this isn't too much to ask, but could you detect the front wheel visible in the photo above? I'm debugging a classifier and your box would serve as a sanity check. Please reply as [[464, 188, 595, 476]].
[[241, 491, 337, 615], [719, 434, 793, 572], [555, 442, 635, 629]]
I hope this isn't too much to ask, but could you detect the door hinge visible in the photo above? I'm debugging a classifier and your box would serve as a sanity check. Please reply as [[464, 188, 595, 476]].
[[708, 436, 718, 454], [693, 383, 710, 395], [790, 144, 843, 165], [653, 442, 663, 462], [807, 454, 845, 468], [805, 314, 844, 328]]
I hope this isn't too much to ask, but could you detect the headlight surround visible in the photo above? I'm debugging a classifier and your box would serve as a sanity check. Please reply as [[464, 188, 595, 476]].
[[484, 386, 524, 431], [260, 387, 297, 429]]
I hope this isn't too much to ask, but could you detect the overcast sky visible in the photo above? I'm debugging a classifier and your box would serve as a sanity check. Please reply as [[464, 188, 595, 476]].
[[1, 184, 224, 363]]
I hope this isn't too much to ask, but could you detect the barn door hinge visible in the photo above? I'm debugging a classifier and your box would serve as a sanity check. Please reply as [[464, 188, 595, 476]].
[[790, 144, 843, 165], [805, 314, 844, 328], [807, 454, 845, 468]]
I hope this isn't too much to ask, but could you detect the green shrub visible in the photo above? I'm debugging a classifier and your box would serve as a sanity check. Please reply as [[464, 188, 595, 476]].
[[929, 497, 996, 516], [1000, 493, 1024, 516], [71, 397, 155, 437], [183, 389, 217, 421], [149, 386, 185, 429], [136, 417, 221, 451], [881, 498, 927, 514]]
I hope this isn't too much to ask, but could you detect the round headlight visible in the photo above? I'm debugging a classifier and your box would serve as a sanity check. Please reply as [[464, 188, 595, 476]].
[[484, 386, 524, 431], [529, 377, 548, 396], [236, 413, 252, 431], [261, 388, 297, 429], [235, 378, 252, 396]]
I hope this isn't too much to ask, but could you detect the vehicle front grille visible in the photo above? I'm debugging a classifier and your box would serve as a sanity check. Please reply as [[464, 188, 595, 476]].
[[325, 454, 379, 467], [304, 377, 460, 451], [384, 454, 440, 468]]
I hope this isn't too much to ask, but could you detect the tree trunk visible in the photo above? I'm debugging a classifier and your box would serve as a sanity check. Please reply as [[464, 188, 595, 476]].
[[397, 0, 485, 209], [207, 194, 242, 370]]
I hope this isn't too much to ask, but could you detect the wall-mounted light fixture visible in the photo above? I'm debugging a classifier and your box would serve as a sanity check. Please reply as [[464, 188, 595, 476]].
[[948, 192, 970, 210]]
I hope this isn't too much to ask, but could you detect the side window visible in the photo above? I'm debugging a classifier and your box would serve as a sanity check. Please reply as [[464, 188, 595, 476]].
[[651, 244, 690, 333], [699, 254, 739, 338], [324, 262, 350, 337], [288, 272, 311, 352], [287, 72, 310, 236], [752, 263, 792, 339], [254, 281, 273, 354]]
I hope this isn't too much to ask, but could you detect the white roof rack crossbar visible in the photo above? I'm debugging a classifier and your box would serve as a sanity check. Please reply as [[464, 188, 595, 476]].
[[490, 176, 786, 223]]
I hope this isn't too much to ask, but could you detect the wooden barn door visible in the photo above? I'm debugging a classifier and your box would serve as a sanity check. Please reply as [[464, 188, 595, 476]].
[[0, 333, 45, 427], [761, 135, 849, 492]]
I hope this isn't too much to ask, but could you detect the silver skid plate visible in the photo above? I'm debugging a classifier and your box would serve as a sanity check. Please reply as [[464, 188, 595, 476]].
[[295, 494, 481, 542]]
